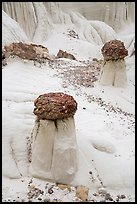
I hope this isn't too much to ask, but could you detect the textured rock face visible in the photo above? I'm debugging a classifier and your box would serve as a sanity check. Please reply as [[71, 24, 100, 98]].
[[57, 50, 76, 60], [34, 92, 77, 120], [3, 2, 135, 33], [101, 39, 128, 60]]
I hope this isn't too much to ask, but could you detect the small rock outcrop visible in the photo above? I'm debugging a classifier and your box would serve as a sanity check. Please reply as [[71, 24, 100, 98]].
[[2, 42, 52, 66], [76, 185, 89, 202], [57, 49, 76, 60]]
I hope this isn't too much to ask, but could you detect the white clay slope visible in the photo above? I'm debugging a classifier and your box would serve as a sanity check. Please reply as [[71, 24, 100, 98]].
[[2, 2, 135, 202], [2, 11, 29, 48]]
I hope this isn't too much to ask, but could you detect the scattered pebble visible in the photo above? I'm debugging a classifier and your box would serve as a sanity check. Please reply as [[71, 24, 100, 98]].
[[98, 188, 107, 195]]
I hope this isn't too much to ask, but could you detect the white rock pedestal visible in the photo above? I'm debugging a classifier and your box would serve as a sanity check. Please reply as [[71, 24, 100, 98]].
[[99, 59, 127, 87], [29, 117, 78, 184]]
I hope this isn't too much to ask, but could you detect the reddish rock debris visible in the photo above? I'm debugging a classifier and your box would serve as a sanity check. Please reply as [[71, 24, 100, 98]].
[[101, 39, 128, 60], [33, 92, 77, 120], [57, 49, 76, 60], [3, 42, 50, 62]]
